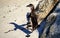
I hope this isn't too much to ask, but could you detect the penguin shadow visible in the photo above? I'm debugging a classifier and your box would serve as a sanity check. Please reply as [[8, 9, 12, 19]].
[[4, 22, 31, 34]]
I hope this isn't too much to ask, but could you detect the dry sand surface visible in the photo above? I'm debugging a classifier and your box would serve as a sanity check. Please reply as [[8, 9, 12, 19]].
[[0, 0, 40, 38]]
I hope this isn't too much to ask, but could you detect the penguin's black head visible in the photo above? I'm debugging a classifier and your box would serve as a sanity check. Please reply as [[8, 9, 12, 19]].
[[26, 4, 34, 7]]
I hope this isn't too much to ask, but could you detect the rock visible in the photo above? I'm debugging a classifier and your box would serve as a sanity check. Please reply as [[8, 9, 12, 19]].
[[40, 13, 57, 38]]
